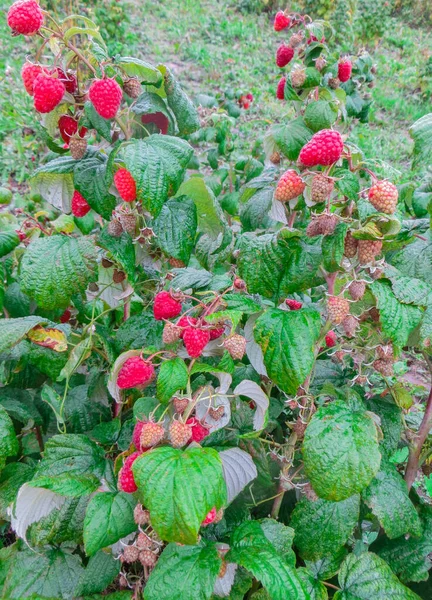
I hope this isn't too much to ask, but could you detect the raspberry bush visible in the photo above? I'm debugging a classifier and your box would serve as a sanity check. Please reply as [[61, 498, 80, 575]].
[[1, 2, 432, 599]]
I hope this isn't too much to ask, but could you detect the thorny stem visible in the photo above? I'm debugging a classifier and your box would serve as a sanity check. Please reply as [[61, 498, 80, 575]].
[[270, 432, 297, 519], [405, 353, 432, 489]]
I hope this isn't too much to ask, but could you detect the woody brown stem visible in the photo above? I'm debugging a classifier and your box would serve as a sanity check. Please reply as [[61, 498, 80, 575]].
[[405, 379, 432, 490]]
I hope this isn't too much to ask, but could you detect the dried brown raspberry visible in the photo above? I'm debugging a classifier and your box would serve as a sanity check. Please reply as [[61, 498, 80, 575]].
[[108, 218, 124, 237], [168, 257, 186, 268], [172, 396, 190, 414], [306, 213, 338, 237], [315, 56, 326, 71], [102, 258, 114, 268], [123, 545, 139, 563], [134, 504, 150, 526], [223, 334, 246, 360], [293, 417, 307, 439], [139, 550, 158, 568], [289, 31, 304, 47], [69, 136, 87, 160], [348, 280, 366, 301], [327, 296, 350, 325], [169, 420, 193, 448], [358, 240, 383, 264], [162, 322, 182, 345], [113, 269, 126, 283], [373, 358, 394, 377], [311, 174, 334, 203], [328, 77, 340, 89], [344, 231, 358, 258], [376, 344, 393, 360], [209, 406, 225, 421], [342, 315, 358, 338], [123, 77, 142, 99], [269, 151, 281, 164], [117, 208, 137, 235], [291, 66, 306, 88], [303, 482, 319, 501]]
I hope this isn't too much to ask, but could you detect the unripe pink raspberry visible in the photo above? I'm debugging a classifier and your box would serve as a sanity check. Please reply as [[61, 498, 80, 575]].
[[118, 451, 140, 493], [299, 130, 344, 167], [117, 356, 155, 390], [139, 422, 165, 448], [33, 74, 65, 113], [325, 330, 337, 348], [71, 191, 91, 217], [153, 291, 182, 320], [7, 0, 44, 36], [114, 168, 137, 202], [327, 296, 350, 325], [89, 78, 123, 119], [274, 169, 305, 202], [368, 181, 398, 214]]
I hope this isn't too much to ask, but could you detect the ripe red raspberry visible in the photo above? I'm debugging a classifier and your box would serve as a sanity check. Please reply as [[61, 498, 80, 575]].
[[177, 316, 198, 338], [33, 74, 65, 113], [141, 112, 169, 135], [183, 327, 210, 358], [114, 168, 137, 202], [186, 417, 209, 443], [58, 115, 87, 144], [273, 10, 290, 31], [274, 169, 305, 202], [349, 280, 366, 301], [162, 321, 182, 344], [21, 62, 46, 95], [201, 507, 217, 526], [276, 76, 286, 100], [118, 451, 140, 493], [325, 330, 337, 348], [60, 308, 71, 323], [169, 420, 193, 448], [132, 421, 151, 452], [153, 291, 182, 320], [209, 325, 224, 340], [71, 191, 91, 217], [51, 67, 77, 94], [311, 174, 334, 203], [140, 421, 165, 448], [338, 58, 352, 83], [117, 356, 155, 389], [358, 240, 383, 264], [276, 44, 294, 68], [327, 296, 350, 325], [368, 181, 398, 214], [286, 298, 303, 310], [89, 78, 123, 119], [299, 130, 344, 167], [7, 0, 44, 35], [223, 334, 246, 360]]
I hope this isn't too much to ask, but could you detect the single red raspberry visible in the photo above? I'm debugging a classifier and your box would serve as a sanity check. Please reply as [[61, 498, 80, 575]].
[[246, 93, 253, 101], [117, 356, 155, 390], [118, 451, 140, 493], [276, 44, 294, 68], [338, 58, 352, 83], [273, 10, 290, 31], [89, 78, 123, 119], [286, 299, 303, 310], [132, 421, 145, 450], [183, 327, 210, 358], [201, 507, 217, 526], [274, 169, 305, 202], [7, 0, 44, 35], [58, 115, 87, 144], [21, 62, 46, 95], [177, 316, 198, 338], [114, 168, 137, 202], [276, 76, 286, 100], [299, 130, 344, 167], [33, 73, 65, 113], [60, 308, 71, 323], [209, 325, 224, 340], [186, 417, 210, 443], [51, 67, 77, 94], [169, 420, 193, 448], [153, 291, 182, 320], [325, 330, 337, 348], [327, 296, 350, 325], [141, 112, 169, 135], [368, 181, 398, 214], [71, 191, 91, 217], [139, 421, 165, 448]]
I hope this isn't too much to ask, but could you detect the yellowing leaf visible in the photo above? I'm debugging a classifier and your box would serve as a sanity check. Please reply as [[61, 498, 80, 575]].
[[28, 325, 68, 353]]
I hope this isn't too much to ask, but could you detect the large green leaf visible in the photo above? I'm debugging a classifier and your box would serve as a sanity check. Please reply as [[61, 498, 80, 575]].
[[74, 152, 116, 219], [27, 495, 89, 547], [2, 547, 84, 599], [74, 550, 120, 596], [333, 168, 361, 201], [322, 223, 349, 273], [98, 228, 136, 282], [362, 458, 422, 539], [303, 101, 337, 132], [83, 491, 136, 556], [176, 177, 226, 239], [409, 113, 432, 168], [297, 569, 328, 600], [132, 446, 226, 544], [0, 405, 19, 460], [144, 542, 221, 600], [334, 552, 421, 600], [156, 358, 189, 403], [163, 67, 200, 135], [123, 136, 193, 216], [364, 396, 403, 454], [377, 505, 432, 583], [227, 521, 308, 600], [84, 101, 112, 141], [20, 236, 97, 310], [303, 399, 381, 501], [0, 316, 46, 353], [290, 495, 360, 561], [266, 118, 313, 161], [35, 434, 106, 480], [254, 308, 321, 394], [370, 280, 423, 347], [118, 56, 162, 85], [388, 237, 432, 286], [153, 196, 197, 263], [0, 463, 34, 520], [0, 229, 20, 258]]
